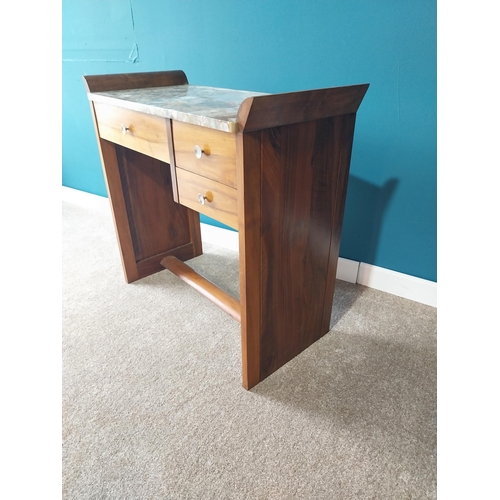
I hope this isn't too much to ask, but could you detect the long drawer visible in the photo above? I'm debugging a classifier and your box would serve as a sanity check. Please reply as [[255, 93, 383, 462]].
[[172, 121, 236, 188], [176, 168, 238, 230], [94, 102, 171, 163]]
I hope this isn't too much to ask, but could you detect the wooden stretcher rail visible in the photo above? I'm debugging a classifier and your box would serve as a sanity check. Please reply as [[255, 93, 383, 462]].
[[160, 256, 241, 323]]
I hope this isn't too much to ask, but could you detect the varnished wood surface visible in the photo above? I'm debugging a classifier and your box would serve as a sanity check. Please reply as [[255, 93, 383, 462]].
[[161, 256, 241, 323], [93, 134, 202, 283], [166, 118, 180, 203], [257, 118, 351, 380], [176, 168, 238, 230], [187, 209, 203, 258], [236, 131, 262, 389], [85, 73, 203, 284], [83, 70, 188, 93], [320, 113, 357, 331], [237, 84, 369, 132], [97, 136, 140, 283], [115, 147, 193, 263], [172, 121, 237, 187], [85, 71, 368, 389], [94, 102, 171, 163], [236, 116, 360, 386], [113, 146, 202, 280]]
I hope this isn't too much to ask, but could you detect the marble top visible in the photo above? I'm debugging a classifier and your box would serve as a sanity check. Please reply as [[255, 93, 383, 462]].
[[88, 85, 267, 133]]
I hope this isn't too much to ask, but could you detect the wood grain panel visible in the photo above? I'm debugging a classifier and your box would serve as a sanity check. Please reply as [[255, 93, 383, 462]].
[[113, 145, 202, 279], [166, 118, 180, 203], [173, 121, 237, 187], [237, 84, 369, 132], [236, 131, 262, 389], [83, 70, 188, 93], [94, 102, 171, 163], [258, 117, 352, 380], [97, 137, 140, 283], [320, 113, 357, 331], [176, 168, 238, 230]]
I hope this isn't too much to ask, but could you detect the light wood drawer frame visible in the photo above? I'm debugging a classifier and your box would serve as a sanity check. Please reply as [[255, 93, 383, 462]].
[[94, 102, 171, 164], [176, 167, 238, 230], [172, 121, 236, 187]]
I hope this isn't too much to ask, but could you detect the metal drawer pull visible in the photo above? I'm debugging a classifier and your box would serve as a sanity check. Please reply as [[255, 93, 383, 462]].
[[197, 192, 213, 205], [121, 125, 131, 134]]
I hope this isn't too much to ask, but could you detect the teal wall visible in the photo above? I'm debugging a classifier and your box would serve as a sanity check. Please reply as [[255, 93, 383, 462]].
[[63, 0, 436, 282]]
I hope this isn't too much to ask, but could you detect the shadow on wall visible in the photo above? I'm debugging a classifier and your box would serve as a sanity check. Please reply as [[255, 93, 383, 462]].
[[200, 174, 399, 266], [340, 175, 399, 267]]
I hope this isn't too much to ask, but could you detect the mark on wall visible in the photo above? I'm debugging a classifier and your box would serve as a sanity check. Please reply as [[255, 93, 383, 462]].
[[128, 43, 139, 63], [62, 0, 139, 63]]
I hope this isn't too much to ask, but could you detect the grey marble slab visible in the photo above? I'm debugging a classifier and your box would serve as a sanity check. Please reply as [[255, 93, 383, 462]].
[[88, 84, 267, 133]]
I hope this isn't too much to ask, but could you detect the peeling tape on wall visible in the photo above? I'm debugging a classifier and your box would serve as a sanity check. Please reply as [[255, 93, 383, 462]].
[[63, 0, 139, 63], [129, 42, 139, 63]]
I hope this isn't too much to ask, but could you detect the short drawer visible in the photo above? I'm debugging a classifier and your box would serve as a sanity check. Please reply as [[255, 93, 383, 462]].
[[176, 168, 238, 230], [94, 101, 171, 163], [172, 121, 236, 188]]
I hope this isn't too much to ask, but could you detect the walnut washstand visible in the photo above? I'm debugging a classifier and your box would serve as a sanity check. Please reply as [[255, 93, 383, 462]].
[[84, 70, 369, 389]]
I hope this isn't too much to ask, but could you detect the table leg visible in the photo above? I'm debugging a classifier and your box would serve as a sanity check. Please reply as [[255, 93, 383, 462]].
[[238, 115, 356, 388], [98, 138, 202, 283]]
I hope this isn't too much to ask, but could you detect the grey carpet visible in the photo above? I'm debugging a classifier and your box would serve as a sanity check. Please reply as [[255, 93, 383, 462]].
[[62, 199, 437, 500]]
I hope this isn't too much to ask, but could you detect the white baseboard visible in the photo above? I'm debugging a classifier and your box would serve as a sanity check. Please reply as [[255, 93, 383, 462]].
[[336, 258, 360, 284], [196, 226, 437, 307], [62, 186, 109, 213], [200, 223, 239, 252], [198, 224, 360, 285], [357, 263, 437, 307], [63, 186, 436, 307]]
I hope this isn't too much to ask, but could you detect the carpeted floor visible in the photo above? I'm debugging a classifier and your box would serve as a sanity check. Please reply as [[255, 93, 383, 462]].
[[62, 198, 437, 500]]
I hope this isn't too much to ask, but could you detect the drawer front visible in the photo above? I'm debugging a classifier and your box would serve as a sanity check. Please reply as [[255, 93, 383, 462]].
[[94, 102, 171, 163], [172, 121, 236, 188], [176, 168, 238, 230]]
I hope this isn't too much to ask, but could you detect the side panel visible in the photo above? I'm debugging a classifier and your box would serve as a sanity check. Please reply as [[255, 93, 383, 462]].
[[114, 145, 202, 280], [237, 131, 262, 389], [239, 116, 357, 386]]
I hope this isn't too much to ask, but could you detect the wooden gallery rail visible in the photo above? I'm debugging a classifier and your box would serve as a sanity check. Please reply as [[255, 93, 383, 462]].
[[84, 70, 369, 389]]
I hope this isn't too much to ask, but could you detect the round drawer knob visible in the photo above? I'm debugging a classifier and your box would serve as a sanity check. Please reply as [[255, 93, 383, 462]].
[[197, 192, 213, 205], [121, 125, 131, 134], [194, 145, 205, 159]]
